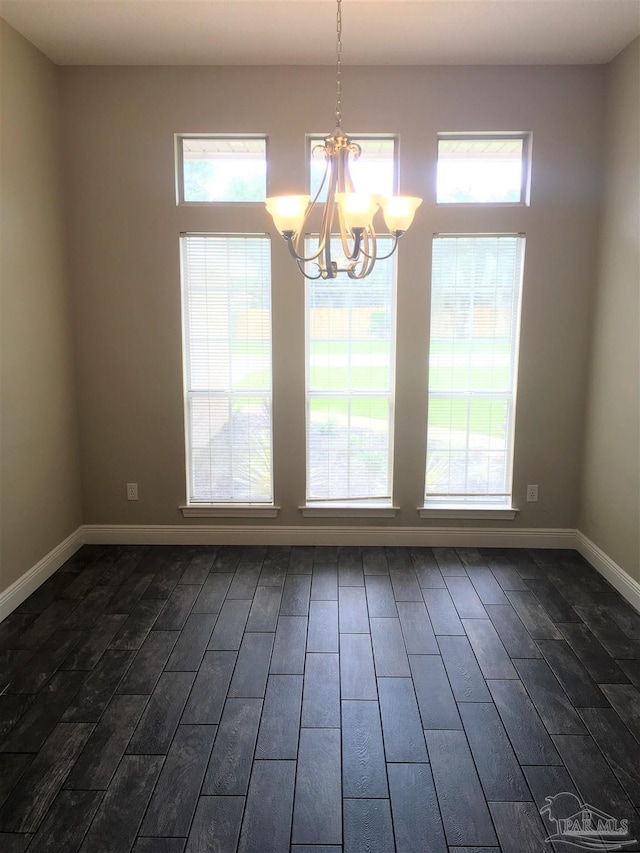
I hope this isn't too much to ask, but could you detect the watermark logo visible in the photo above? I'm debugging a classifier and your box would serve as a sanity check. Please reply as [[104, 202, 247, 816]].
[[540, 792, 637, 850]]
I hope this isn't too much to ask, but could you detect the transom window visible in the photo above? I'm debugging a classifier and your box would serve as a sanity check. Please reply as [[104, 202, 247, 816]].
[[309, 136, 396, 201], [437, 134, 530, 205], [178, 136, 267, 203]]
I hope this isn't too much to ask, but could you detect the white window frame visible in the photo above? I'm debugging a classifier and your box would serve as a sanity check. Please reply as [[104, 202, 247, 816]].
[[306, 134, 398, 200], [302, 237, 399, 516], [179, 232, 277, 517], [176, 135, 268, 205], [421, 232, 526, 519], [436, 133, 532, 206]]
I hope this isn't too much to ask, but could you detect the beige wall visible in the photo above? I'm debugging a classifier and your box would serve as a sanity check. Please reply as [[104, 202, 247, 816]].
[[580, 38, 640, 583], [60, 63, 603, 532], [3, 24, 637, 590], [0, 22, 83, 594]]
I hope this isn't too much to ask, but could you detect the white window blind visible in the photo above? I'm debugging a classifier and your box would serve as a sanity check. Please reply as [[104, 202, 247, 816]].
[[425, 234, 525, 505], [306, 239, 396, 503], [181, 234, 273, 503]]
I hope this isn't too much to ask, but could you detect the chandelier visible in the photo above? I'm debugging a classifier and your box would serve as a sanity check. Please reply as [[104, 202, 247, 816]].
[[265, 0, 422, 280]]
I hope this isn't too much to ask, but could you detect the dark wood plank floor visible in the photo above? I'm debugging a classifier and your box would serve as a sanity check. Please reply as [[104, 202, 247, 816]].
[[1, 544, 640, 852]]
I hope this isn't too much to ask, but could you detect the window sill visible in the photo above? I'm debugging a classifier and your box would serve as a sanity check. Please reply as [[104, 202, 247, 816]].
[[418, 505, 518, 521], [180, 504, 280, 518], [300, 503, 400, 518]]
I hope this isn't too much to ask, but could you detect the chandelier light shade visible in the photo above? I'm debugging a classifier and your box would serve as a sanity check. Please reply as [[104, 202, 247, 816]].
[[265, 0, 422, 280]]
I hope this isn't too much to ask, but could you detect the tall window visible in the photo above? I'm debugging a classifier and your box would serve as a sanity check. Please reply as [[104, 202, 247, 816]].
[[181, 234, 273, 504], [425, 234, 525, 506], [306, 240, 396, 504]]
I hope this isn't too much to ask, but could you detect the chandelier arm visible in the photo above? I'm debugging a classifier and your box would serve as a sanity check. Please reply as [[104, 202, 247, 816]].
[[320, 194, 337, 277], [354, 225, 377, 268], [297, 257, 326, 280], [287, 173, 334, 264], [284, 201, 340, 279], [363, 228, 377, 272], [346, 251, 374, 278], [314, 153, 345, 277], [286, 231, 325, 265], [370, 234, 401, 261], [347, 263, 368, 279], [335, 169, 363, 261], [340, 142, 355, 193], [337, 201, 360, 260], [321, 180, 335, 238], [290, 228, 324, 262], [277, 142, 337, 267], [339, 226, 363, 262], [346, 229, 375, 278], [345, 143, 361, 192], [311, 147, 331, 207], [358, 232, 401, 262]]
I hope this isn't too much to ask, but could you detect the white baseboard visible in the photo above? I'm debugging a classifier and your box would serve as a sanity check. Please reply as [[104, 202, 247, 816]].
[[76, 525, 640, 613], [575, 531, 640, 613], [81, 523, 577, 550], [0, 527, 85, 622], [2, 524, 638, 623]]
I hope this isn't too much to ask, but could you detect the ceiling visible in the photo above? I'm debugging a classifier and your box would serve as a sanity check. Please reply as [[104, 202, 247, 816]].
[[1, 0, 638, 66]]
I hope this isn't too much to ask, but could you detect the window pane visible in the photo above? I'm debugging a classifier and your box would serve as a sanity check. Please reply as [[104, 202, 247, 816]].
[[182, 234, 273, 503], [308, 397, 390, 501], [425, 235, 525, 504], [427, 397, 511, 497], [188, 395, 272, 502], [437, 137, 526, 204], [306, 239, 396, 502], [309, 137, 395, 201], [181, 137, 266, 202]]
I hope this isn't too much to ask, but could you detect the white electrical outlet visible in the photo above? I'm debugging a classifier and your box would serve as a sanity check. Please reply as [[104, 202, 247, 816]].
[[126, 482, 138, 501], [526, 484, 539, 502]]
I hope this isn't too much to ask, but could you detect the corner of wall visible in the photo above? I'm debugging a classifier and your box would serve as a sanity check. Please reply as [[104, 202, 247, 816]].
[[0, 20, 84, 598], [578, 36, 640, 586]]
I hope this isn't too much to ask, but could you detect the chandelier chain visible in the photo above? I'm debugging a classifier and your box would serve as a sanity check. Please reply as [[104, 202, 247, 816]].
[[265, 0, 422, 278], [335, 0, 342, 127]]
